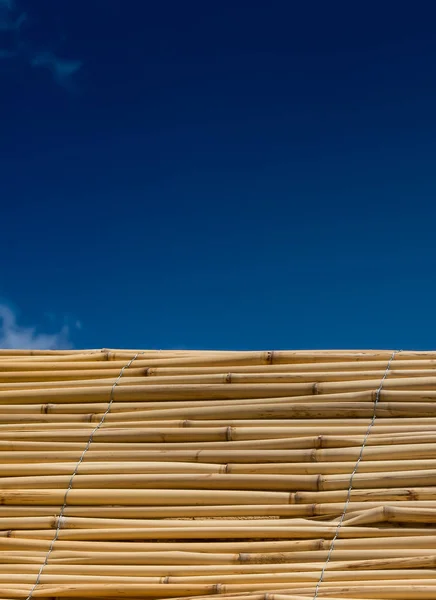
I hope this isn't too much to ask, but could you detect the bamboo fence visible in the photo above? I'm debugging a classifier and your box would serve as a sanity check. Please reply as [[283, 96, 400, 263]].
[[1, 349, 436, 599]]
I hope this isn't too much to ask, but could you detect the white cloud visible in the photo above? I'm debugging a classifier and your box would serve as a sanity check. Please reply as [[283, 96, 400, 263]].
[[0, 305, 72, 349], [30, 52, 82, 89], [0, 0, 25, 32], [0, 0, 81, 88]]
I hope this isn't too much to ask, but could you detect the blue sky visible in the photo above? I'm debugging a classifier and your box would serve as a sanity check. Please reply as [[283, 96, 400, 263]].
[[1, 1, 436, 350]]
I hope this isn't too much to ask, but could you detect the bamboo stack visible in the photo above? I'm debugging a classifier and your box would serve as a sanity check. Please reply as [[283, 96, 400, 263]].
[[2, 350, 436, 599]]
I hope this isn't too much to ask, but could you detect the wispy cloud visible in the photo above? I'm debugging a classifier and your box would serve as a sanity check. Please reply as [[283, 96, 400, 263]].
[[0, 305, 73, 349], [31, 52, 82, 90], [0, 0, 82, 89], [0, 0, 25, 32]]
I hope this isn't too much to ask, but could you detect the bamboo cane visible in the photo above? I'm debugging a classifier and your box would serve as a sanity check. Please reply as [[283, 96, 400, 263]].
[[2, 348, 436, 600]]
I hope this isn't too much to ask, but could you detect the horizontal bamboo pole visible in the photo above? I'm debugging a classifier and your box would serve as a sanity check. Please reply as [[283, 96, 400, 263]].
[[5, 368, 436, 391], [6, 469, 436, 492], [0, 472, 323, 490], [0, 350, 409, 372], [3, 457, 436, 476], [3, 569, 436, 585], [2, 416, 436, 430], [4, 581, 436, 599], [7, 525, 436, 541], [3, 487, 436, 507], [0, 563, 328, 575], [2, 377, 436, 405], [2, 501, 436, 519], [2, 379, 436, 408], [2, 551, 436, 573], [3, 560, 436, 577], [5, 534, 436, 552], [3, 440, 436, 464], [0, 488, 291, 505], [0, 357, 434, 374], [0, 389, 432, 416]]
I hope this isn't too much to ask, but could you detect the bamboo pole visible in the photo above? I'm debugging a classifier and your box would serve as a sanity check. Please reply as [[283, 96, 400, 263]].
[[2, 348, 436, 600]]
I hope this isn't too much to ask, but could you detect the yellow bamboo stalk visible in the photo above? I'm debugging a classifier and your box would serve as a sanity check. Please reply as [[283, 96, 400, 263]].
[[2, 347, 436, 600]]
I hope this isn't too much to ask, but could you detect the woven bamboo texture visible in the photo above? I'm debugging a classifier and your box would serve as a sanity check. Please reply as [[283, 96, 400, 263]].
[[1, 348, 436, 599]]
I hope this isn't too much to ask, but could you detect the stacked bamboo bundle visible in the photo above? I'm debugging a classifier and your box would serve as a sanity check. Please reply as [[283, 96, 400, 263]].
[[2, 349, 436, 599]]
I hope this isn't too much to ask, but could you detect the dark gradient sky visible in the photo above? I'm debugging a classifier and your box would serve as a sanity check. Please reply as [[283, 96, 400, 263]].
[[1, 1, 436, 350]]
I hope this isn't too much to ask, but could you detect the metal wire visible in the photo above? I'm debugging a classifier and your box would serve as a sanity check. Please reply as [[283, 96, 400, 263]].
[[312, 349, 399, 600], [23, 348, 399, 599], [25, 352, 142, 600]]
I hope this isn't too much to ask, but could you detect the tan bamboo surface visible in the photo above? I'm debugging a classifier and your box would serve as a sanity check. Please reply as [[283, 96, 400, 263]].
[[3, 350, 436, 599]]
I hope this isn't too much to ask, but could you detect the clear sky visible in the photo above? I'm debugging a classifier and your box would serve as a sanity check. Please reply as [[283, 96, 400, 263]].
[[1, 1, 436, 351]]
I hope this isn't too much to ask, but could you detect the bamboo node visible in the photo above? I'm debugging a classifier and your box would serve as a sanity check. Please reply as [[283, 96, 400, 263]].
[[213, 583, 223, 594], [383, 505, 393, 521], [226, 426, 233, 441], [225, 373, 232, 383], [182, 420, 191, 428], [310, 449, 318, 462], [407, 488, 419, 501], [316, 435, 324, 449], [312, 382, 319, 395]]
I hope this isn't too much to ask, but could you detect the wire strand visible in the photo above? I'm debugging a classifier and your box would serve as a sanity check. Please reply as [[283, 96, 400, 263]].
[[312, 349, 399, 600], [25, 351, 142, 600]]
